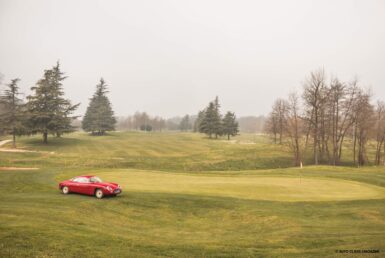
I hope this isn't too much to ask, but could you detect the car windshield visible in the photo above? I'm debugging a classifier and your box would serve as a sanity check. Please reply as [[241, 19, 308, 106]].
[[89, 176, 102, 183]]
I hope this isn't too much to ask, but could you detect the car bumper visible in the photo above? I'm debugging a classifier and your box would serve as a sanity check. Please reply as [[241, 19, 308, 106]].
[[111, 188, 122, 195]]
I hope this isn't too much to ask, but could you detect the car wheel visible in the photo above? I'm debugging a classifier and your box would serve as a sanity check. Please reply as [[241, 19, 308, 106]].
[[95, 189, 104, 199], [62, 186, 69, 194]]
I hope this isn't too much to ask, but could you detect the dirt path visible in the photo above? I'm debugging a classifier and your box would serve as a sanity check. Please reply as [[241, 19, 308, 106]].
[[0, 140, 40, 170], [0, 139, 12, 147], [0, 148, 38, 153], [0, 139, 55, 154], [0, 167, 39, 171]]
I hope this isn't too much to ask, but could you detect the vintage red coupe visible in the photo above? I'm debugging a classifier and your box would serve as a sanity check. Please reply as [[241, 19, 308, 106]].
[[59, 175, 122, 199]]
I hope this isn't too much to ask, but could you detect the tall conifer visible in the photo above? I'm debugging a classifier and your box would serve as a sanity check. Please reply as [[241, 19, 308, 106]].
[[0, 78, 24, 147], [222, 111, 239, 140], [27, 62, 79, 143], [82, 78, 116, 135]]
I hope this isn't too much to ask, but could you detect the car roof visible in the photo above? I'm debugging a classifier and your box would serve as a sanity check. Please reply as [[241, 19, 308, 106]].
[[75, 175, 95, 178]]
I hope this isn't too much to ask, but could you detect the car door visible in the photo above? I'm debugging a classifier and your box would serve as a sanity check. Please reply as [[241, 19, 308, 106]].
[[76, 177, 91, 195], [69, 177, 83, 193]]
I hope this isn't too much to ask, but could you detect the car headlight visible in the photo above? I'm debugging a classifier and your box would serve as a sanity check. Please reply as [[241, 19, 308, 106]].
[[106, 186, 113, 192]]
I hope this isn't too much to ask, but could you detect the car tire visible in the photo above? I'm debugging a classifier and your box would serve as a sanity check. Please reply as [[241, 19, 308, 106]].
[[62, 186, 69, 194], [95, 189, 104, 199]]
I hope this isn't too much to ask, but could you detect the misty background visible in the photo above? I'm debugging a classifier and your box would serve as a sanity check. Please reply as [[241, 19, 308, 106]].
[[1, 0, 384, 126]]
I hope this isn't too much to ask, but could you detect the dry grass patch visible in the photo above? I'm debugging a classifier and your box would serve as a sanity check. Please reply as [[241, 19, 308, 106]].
[[0, 167, 39, 171]]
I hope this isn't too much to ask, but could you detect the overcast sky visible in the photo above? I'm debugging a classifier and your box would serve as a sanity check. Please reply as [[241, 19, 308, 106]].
[[0, 0, 384, 117]]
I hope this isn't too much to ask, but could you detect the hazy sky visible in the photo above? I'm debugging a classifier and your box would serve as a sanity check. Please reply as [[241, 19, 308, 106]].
[[1, 0, 384, 117]]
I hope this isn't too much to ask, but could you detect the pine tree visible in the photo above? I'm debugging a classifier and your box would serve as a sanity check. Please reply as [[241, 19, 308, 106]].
[[194, 110, 205, 132], [213, 96, 222, 138], [196, 97, 237, 139], [222, 111, 239, 140], [27, 62, 79, 143], [82, 78, 116, 135], [0, 78, 24, 147], [199, 102, 219, 138], [51, 63, 80, 137]]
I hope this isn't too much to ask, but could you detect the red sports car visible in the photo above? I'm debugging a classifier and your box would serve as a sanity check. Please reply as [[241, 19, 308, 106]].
[[59, 175, 122, 199]]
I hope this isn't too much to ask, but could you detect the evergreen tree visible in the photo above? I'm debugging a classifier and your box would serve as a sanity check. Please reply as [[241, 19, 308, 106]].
[[222, 111, 239, 140], [196, 97, 237, 139], [0, 78, 24, 147], [27, 62, 79, 143], [194, 110, 205, 132], [199, 102, 219, 138], [82, 78, 116, 135], [213, 96, 222, 138]]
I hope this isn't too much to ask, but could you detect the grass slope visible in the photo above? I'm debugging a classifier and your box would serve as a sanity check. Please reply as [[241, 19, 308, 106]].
[[0, 132, 293, 170], [1, 132, 385, 257]]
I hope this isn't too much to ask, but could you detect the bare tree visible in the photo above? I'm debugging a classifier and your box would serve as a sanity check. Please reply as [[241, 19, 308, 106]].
[[285, 93, 304, 166], [326, 78, 359, 165], [267, 69, 381, 167], [302, 68, 327, 165], [374, 101, 385, 165], [152, 116, 166, 131], [352, 90, 374, 166], [265, 111, 279, 143], [269, 99, 287, 144]]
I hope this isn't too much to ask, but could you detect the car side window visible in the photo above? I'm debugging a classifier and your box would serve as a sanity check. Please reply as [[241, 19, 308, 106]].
[[79, 178, 89, 183], [72, 177, 89, 183]]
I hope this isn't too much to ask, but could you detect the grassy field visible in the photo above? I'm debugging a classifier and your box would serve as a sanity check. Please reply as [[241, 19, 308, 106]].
[[1, 132, 385, 257]]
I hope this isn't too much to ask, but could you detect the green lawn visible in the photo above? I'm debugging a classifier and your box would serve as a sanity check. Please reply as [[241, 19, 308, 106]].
[[1, 132, 385, 257]]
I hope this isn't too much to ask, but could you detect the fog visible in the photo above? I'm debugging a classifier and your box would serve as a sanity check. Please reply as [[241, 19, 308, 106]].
[[0, 0, 384, 117]]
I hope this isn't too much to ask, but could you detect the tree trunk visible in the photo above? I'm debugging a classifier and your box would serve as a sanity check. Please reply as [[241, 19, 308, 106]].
[[384, 144, 385, 166], [353, 125, 357, 165], [294, 137, 300, 166], [43, 132, 48, 144], [314, 131, 318, 165], [227, 134, 230, 140], [12, 129, 16, 148], [303, 122, 312, 165], [337, 133, 346, 165], [358, 131, 366, 166], [375, 137, 384, 165], [314, 107, 319, 165], [375, 142, 380, 165]]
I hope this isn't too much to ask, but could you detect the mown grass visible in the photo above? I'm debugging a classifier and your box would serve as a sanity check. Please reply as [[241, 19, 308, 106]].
[[0, 132, 293, 171], [1, 132, 385, 257]]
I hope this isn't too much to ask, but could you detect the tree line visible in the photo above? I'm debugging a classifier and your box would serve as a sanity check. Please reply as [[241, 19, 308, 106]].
[[0, 62, 116, 146], [265, 68, 385, 167], [117, 112, 167, 132], [116, 97, 240, 140], [0, 62, 242, 145]]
